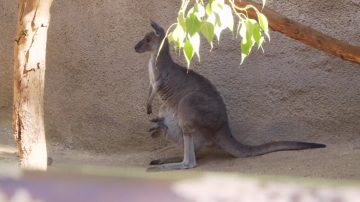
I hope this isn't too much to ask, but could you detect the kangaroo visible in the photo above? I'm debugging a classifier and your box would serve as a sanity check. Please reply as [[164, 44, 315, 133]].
[[134, 21, 326, 170]]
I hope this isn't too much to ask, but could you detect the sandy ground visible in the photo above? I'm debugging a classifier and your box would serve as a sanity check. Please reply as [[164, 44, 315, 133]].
[[45, 143, 360, 179], [1, 108, 360, 180]]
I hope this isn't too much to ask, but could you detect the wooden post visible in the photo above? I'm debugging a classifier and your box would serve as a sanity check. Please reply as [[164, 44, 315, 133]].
[[235, 0, 360, 64], [13, 0, 54, 170]]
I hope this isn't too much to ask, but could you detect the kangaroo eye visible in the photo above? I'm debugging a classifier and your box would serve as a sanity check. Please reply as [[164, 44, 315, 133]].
[[146, 38, 151, 43]]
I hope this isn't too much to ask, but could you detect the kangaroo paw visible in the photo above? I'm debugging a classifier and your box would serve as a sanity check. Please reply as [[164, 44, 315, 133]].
[[150, 117, 165, 123], [148, 118, 168, 138], [146, 104, 152, 114]]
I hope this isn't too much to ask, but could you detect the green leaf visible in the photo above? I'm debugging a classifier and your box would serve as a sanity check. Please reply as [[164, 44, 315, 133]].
[[188, 33, 201, 60], [240, 21, 255, 64], [177, 12, 186, 31], [241, 36, 253, 55], [239, 24, 247, 64], [194, 3, 205, 19], [212, 3, 234, 32], [214, 25, 223, 41], [186, 13, 202, 36], [252, 22, 265, 49], [206, 12, 216, 24], [200, 21, 215, 45], [206, 3, 211, 16], [239, 23, 247, 41], [214, 0, 224, 3], [257, 36, 265, 50], [184, 38, 195, 67], [169, 0, 269, 66], [222, 4, 234, 31], [252, 22, 261, 45], [188, 3, 205, 20], [212, 0, 224, 9], [168, 32, 174, 43], [235, 21, 242, 38], [210, 0, 223, 26], [172, 25, 186, 48], [245, 19, 256, 44], [187, 7, 195, 16], [241, 52, 248, 65], [258, 13, 268, 32], [207, 7, 221, 27], [240, 39, 253, 64], [214, 12, 222, 27], [258, 13, 270, 39], [167, 32, 176, 49]]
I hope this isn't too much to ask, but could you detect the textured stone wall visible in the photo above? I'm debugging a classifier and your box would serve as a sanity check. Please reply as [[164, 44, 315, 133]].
[[0, 0, 359, 152]]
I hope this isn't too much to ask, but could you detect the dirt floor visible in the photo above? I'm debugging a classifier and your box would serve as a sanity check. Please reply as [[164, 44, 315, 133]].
[[1, 108, 360, 180]]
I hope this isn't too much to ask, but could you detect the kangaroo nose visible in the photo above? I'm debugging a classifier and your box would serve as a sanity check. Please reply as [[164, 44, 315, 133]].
[[134, 44, 139, 52], [135, 42, 144, 53]]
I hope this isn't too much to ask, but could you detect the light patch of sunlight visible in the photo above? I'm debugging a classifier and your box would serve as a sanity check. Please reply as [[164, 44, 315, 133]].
[[0, 188, 43, 202], [171, 174, 360, 202], [0, 163, 21, 179], [0, 144, 21, 179], [0, 145, 16, 155]]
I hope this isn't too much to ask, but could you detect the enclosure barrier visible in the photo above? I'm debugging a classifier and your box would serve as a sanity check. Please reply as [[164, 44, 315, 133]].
[[0, 164, 360, 202]]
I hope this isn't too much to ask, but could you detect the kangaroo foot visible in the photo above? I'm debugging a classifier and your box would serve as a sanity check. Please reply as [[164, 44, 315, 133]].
[[149, 156, 183, 165], [147, 161, 196, 172]]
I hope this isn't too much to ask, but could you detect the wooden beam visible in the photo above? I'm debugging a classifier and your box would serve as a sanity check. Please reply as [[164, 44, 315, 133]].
[[234, 0, 360, 64]]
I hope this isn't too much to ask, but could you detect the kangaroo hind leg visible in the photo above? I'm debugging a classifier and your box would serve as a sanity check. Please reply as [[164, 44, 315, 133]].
[[147, 131, 196, 171]]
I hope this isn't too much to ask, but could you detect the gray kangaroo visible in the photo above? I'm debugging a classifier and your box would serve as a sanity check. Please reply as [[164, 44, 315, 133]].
[[134, 21, 326, 170]]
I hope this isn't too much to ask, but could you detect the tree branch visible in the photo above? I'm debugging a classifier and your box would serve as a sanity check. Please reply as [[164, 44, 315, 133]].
[[235, 0, 360, 64]]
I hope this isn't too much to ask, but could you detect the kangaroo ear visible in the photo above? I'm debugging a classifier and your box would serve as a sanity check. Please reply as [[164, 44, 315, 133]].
[[150, 20, 164, 37]]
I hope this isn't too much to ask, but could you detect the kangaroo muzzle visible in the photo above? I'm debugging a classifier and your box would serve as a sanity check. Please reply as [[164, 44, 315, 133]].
[[134, 41, 145, 53]]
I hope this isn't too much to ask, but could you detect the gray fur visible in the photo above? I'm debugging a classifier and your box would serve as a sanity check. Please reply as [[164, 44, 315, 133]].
[[150, 105, 212, 150], [135, 21, 326, 171]]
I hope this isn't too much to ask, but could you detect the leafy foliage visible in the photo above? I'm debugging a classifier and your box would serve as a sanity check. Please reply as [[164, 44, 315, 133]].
[[163, 0, 270, 67]]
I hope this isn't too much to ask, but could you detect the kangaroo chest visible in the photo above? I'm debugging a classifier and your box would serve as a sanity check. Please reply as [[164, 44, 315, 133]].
[[147, 53, 179, 107], [148, 54, 157, 88]]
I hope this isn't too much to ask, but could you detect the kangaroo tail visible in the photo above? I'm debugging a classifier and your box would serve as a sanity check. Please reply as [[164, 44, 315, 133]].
[[215, 127, 326, 157]]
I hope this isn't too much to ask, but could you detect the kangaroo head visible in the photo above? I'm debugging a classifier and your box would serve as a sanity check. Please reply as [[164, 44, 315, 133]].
[[135, 21, 165, 53]]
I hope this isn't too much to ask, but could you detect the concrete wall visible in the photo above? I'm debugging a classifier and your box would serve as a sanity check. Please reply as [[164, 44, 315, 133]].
[[0, 1, 15, 109], [1, 0, 359, 153]]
